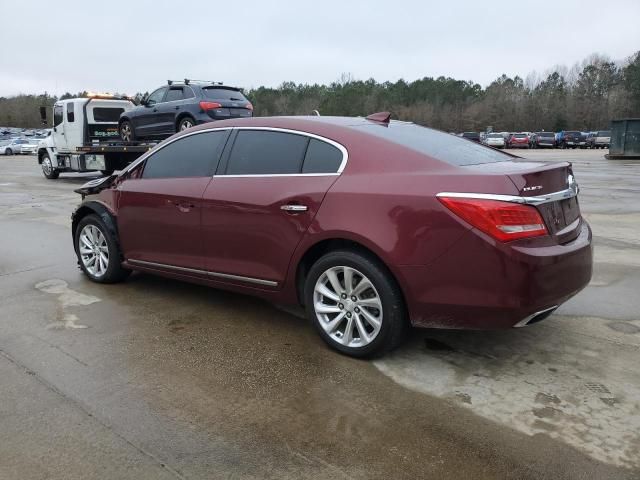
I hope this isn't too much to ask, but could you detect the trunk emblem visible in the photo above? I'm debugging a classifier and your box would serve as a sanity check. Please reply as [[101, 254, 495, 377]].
[[523, 185, 543, 192]]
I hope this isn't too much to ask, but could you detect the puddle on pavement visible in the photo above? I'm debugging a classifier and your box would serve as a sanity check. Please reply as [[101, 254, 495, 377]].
[[374, 317, 640, 470], [35, 279, 100, 329]]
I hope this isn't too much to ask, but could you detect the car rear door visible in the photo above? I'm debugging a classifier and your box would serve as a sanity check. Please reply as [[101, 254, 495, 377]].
[[201, 128, 346, 287], [117, 129, 230, 272], [155, 86, 188, 134]]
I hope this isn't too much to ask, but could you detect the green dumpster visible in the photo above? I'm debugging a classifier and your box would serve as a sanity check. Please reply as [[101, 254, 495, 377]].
[[607, 119, 640, 159]]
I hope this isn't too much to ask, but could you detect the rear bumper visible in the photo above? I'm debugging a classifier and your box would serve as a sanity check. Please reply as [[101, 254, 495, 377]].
[[397, 220, 593, 329]]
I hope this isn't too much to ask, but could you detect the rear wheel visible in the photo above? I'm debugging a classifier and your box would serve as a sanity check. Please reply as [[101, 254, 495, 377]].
[[5, 148, 13, 155], [41, 153, 59, 179], [304, 250, 407, 358], [75, 214, 130, 283], [119, 120, 135, 142], [177, 116, 195, 133]]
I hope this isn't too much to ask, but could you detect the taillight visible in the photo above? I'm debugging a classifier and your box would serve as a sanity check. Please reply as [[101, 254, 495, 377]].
[[438, 197, 548, 242], [199, 101, 222, 111], [245, 102, 254, 111]]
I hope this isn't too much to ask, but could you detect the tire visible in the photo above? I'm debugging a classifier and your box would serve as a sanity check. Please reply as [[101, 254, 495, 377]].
[[41, 153, 59, 179], [119, 120, 135, 142], [74, 214, 130, 284], [304, 249, 407, 358], [177, 116, 195, 133], [6, 148, 13, 156]]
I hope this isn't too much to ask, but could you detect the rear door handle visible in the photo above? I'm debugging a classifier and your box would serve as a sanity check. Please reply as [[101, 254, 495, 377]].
[[280, 204, 308, 212]]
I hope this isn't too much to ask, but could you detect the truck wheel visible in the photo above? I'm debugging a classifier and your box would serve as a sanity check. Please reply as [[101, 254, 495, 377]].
[[177, 116, 195, 132], [41, 153, 59, 179], [119, 121, 135, 142]]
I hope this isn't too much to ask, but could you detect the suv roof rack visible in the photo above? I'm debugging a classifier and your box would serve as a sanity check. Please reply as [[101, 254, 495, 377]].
[[167, 79, 225, 86]]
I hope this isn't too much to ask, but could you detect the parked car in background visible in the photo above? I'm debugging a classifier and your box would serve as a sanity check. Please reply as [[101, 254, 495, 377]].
[[118, 80, 253, 142], [484, 133, 506, 148], [71, 113, 592, 358], [1, 138, 29, 155], [20, 138, 39, 155], [460, 132, 481, 142], [587, 130, 611, 149], [507, 133, 530, 148], [530, 132, 556, 148], [559, 131, 586, 149]]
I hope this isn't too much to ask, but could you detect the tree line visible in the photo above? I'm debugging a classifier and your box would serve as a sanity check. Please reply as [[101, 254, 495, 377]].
[[2, 51, 639, 132]]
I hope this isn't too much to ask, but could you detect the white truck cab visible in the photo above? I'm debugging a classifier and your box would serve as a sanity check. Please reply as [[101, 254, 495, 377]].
[[37, 95, 151, 179]]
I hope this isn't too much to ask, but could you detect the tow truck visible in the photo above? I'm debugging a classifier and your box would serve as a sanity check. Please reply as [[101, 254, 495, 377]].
[[36, 93, 156, 179]]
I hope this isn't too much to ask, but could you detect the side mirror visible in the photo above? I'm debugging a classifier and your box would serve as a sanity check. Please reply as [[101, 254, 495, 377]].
[[39, 106, 48, 125]]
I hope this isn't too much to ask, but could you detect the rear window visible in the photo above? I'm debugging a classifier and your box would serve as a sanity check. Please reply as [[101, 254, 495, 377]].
[[487, 133, 503, 138], [513, 134, 527, 138], [537, 132, 554, 137], [93, 107, 124, 122], [358, 123, 510, 166], [202, 88, 247, 101]]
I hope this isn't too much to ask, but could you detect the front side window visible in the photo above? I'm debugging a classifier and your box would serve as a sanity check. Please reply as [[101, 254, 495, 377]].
[[67, 102, 75, 122], [142, 130, 229, 179], [146, 87, 167, 105], [225, 130, 309, 175], [165, 88, 184, 102], [53, 105, 63, 126]]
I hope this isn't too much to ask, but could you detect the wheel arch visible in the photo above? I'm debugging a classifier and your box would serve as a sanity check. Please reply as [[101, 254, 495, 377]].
[[71, 201, 120, 255], [293, 237, 408, 310], [175, 112, 196, 130]]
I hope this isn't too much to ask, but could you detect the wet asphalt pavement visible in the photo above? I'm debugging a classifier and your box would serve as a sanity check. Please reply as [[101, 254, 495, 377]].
[[1, 150, 638, 479]]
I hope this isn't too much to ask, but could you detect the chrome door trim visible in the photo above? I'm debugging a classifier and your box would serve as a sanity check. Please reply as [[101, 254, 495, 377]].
[[280, 204, 308, 212], [436, 185, 579, 206], [119, 126, 349, 177], [127, 259, 278, 287]]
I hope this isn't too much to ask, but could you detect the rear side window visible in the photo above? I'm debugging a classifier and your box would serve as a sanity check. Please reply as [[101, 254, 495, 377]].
[[202, 88, 247, 101], [93, 107, 124, 122], [358, 123, 510, 166], [225, 130, 308, 175], [142, 130, 228, 179], [165, 88, 184, 102], [302, 139, 343, 173]]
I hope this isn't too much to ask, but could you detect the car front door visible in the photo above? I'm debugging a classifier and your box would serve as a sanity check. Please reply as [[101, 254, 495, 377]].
[[133, 87, 168, 138], [117, 129, 230, 272], [201, 128, 346, 287], [51, 103, 68, 152]]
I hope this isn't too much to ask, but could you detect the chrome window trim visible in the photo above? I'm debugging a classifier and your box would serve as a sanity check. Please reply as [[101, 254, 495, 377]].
[[127, 259, 278, 287], [436, 186, 579, 206], [119, 126, 349, 178]]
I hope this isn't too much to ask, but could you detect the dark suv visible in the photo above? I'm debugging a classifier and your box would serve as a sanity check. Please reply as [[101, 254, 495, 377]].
[[118, 81, 253, 141]]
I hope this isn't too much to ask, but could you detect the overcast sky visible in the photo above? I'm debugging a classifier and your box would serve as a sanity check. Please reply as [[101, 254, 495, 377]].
[[1, 0, 639, 97]]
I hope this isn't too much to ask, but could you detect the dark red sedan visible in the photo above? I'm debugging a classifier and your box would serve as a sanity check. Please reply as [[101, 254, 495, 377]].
[[72, 113, 593, 357]]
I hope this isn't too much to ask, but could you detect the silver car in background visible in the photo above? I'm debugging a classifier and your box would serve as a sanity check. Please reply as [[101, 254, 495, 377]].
[[484, 132, 506, 148]]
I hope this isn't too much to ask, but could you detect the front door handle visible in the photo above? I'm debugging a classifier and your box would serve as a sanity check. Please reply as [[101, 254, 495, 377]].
[[280, 204, 308, 212]]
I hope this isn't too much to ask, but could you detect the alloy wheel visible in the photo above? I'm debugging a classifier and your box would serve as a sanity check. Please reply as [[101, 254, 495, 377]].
[[120, 123, 132, 141], [79, 224, 109, 278], [313, 266, 383, 348], [180, 119, 194, 131]]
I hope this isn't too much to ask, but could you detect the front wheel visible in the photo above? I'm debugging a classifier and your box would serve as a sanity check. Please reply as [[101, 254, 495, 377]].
[[5, 148, 13, 155], [304, 250, 407, 358], [75, 214, 130, 283], [41, 153, 59, 179]]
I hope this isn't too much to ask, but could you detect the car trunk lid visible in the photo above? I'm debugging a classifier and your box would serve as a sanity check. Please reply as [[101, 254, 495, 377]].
[[466, 160, 581, 243]]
